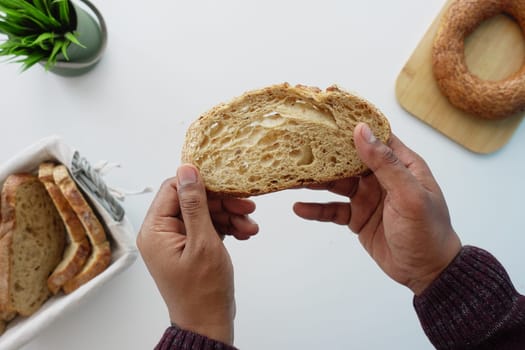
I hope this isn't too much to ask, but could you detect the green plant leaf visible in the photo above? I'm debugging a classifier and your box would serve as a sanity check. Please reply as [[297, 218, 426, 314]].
[[0, 7, 32, 27], [31, 0, 50, 14], [64, 31, 83, 47], [0, 0, 79, 71], [60, 38, 69, 60], [9, 0, 61, 29], [0, 19, 33, 35], [55, 0, 70, 27], [47, 37, 62, 61], [31, 31, 54, 48], [20, 51, 46, 70], [19, 34, 38, 46], [49, 0, 73, 29]]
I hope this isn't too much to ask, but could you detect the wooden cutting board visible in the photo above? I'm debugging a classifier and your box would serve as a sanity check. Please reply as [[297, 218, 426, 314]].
[[396, 0, 525, 154]]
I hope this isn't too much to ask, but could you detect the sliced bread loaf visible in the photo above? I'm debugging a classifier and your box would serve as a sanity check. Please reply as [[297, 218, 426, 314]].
[[0, 174, 66, 317], [0, 297, 17, 335], [39, 163, 92, 295], [182, 83, 391, 197], [52, 165, 111, 294]]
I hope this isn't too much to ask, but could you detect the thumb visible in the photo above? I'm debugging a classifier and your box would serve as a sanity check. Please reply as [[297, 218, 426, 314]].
[[176, 164, 216, 240], [354, 123, 415, 193]]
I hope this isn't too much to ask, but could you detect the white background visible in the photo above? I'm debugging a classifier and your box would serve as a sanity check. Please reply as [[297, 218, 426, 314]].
[[0, 0, 522, 349]]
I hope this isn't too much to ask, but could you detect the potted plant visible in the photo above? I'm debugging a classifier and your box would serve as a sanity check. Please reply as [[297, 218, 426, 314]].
[[0, 0, 107, 76]]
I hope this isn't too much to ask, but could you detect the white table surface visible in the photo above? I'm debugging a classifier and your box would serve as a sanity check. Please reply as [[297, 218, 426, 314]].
[[1, 0, 522, 348]]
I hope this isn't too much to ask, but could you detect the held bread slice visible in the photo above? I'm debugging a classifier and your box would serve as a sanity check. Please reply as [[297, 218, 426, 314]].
[[0, 174, 66, 317], [53, 165, 111, 294], [182, 83, 391, 197], [38, 163, 92, 295]]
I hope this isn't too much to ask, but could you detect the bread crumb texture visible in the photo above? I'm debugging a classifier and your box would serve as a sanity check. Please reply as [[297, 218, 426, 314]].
[[182, 83, 391, 196], [1, 175, 66, 317]]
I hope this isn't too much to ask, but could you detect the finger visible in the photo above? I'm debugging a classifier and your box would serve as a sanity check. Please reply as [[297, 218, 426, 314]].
[[208, 197, 256, 215], [388, 135, 442, 193], [347, 175, 383, 233], [145, 177, 181, 219], [176, 164, 216, 241], [136, 216, 187, 259], [149, 216, 187, 236], [223, 197, 256, 214], [387, 134, 418, 165], [293, 202, 351, 225], [304, 178, 360, 198], [213, 213, 259, 238], [354, 123, 418, 194], [230, 215, 259, 240]]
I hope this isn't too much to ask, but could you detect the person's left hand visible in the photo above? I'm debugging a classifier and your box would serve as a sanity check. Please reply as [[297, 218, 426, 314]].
[[137, 164, 258, 345]]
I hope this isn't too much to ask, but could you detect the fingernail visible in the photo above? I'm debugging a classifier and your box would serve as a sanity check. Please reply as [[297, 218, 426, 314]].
[[177, 165, 198, 187], [360, 123, 376, 144], [232, 215, 258, 226], [247, 216, 258, 226]]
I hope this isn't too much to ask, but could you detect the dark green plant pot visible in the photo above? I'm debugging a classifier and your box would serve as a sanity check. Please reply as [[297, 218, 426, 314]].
[[47, 0, 107, 77]]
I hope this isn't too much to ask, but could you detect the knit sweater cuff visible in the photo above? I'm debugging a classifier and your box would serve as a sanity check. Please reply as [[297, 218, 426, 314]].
[[413, 245, 521, 349], [155, 325, 238, 350]]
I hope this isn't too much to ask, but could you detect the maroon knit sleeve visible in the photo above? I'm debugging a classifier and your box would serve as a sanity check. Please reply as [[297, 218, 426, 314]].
[[414, 245, 525, 349], [155, 325, 239, 350]]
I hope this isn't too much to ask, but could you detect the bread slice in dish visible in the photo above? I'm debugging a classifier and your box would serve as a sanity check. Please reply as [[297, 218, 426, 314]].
[[39, 163, 92, 295], [182, 83, 391, 197], [0, 310, 16, 335], [0, 174, 66, 317], [52, 165, 111, 294]]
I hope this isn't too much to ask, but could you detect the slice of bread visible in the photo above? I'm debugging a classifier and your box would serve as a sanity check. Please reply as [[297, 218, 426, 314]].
[[53, 165, 111, 294], [62, 241, 111, 294], [182, 83, 391, 197], [0, 311, 16, 335], [38, 163, 92, 295], [0, 174, 66, 317]]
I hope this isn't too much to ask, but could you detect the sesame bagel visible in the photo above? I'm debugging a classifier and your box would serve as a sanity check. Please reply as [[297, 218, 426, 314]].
[[432, 0, 525, 120]]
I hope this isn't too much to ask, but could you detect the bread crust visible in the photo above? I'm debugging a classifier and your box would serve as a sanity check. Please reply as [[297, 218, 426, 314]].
[[62, 241, 111, 294], [0, 231, 14, 315], [53, 165, 111, 294], [39, 163, 92, 294], [53, 165, 107, 246], [182, 83, 391, 197], [432, 0, 525, 119], [0, 310, 16, 335]]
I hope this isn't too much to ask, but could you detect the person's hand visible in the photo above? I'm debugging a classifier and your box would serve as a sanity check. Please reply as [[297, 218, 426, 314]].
[[293, 123, 462, 295], [137, 164, 258, 345]]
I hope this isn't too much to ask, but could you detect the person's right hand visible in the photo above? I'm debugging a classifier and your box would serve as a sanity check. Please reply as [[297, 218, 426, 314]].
[[137, 165, 258, 345], [293, 123, 462, 295]]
